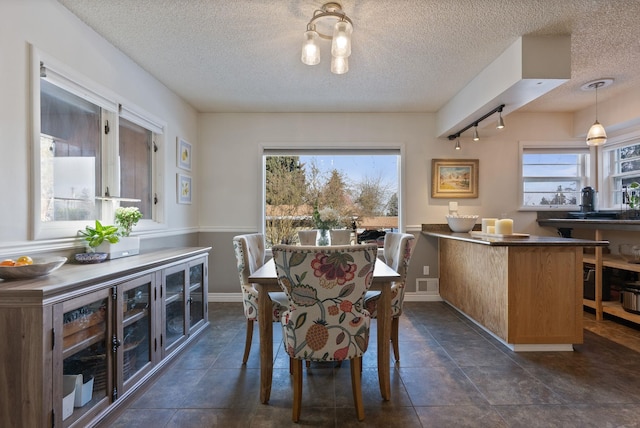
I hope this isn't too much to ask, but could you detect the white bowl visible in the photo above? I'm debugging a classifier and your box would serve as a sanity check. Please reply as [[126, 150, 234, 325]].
[[445, 215, 479, 233]]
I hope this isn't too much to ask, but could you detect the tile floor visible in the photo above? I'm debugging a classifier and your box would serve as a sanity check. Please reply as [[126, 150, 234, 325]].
[[100, 302, 640, 427]]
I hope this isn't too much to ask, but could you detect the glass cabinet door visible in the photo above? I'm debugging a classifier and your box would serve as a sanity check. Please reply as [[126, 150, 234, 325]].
[[163, 266, 186, 352], [188, 259, 206, 332], [58, 288, 112, 426], [118, 274, 154, 391]]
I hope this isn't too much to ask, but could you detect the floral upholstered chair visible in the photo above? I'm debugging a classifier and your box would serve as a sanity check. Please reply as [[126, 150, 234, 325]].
[[233, 233, 288, 364], [364, 232, 415, 362], [272, 244, 378, 422]]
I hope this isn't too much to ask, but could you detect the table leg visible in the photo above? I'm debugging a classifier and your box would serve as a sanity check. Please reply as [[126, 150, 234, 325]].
[[257, 285, 273, 404], [377, 283, 391, 400]]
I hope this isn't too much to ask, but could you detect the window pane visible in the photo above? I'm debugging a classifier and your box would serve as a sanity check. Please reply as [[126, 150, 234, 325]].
[[119, 118, 152, 218], [521, 150, 586, 207], [264, 153, 399, 247], [40, 80, 101, 221]]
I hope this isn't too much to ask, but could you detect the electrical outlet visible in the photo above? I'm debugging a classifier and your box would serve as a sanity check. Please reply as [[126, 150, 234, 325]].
[[423, 265, 429, 276]]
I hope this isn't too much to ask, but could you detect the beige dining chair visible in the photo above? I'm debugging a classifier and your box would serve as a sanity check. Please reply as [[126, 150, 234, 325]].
[[233, 233, 288, 364], [272, 244, 378, 422], [364, 232, 415, 362]]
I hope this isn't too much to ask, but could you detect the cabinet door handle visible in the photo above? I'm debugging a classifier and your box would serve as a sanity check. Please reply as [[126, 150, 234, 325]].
[[112, 336, 122, 353]]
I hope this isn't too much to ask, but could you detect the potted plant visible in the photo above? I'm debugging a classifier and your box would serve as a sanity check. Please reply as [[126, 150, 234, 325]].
[[115, 207, 143, 237], [79, 220, 120, 251]]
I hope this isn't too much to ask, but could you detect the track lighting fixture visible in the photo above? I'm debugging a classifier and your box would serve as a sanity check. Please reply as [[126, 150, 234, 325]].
[[447, 104, 506, 147]]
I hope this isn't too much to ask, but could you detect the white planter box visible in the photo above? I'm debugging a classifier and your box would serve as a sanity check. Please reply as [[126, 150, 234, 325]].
[[97, 236, 140, 259]]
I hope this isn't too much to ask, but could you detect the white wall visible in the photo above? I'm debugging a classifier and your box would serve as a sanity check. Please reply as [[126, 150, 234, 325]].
[[0, 0, 198, 252], [197, 111, 577, 235]]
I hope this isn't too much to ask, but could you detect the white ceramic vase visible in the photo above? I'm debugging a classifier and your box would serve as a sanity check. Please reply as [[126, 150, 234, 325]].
[[298, 230, 318, 245]]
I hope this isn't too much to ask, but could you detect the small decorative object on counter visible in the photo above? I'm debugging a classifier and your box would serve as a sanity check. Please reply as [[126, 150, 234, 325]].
[[78, 220, 120, 252], [481, 218, 497, 234], [445, 214, 478, 233], [495, 219, 514, 235], [114, 207, 143, 237]]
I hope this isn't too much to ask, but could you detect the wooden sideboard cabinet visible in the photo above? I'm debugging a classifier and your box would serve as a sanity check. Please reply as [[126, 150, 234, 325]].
[[0, 247, 210, 428]]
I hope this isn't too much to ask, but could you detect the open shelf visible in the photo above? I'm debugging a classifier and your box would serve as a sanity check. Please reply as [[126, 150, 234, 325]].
[[583, 254, 640, 273]]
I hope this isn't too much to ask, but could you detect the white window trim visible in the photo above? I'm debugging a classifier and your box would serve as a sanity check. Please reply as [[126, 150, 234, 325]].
[[260, 144, 406, 236], [31, 46, 167, 240], [518, 140, 589, 211], [600, 126, 640, 209]]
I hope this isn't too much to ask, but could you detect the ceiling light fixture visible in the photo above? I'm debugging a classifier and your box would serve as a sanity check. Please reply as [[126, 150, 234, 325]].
[[582, 79, 613, 146], [455, 138, 461, 150], [447, 104, 506, 146], [301, 2, 353, 75]]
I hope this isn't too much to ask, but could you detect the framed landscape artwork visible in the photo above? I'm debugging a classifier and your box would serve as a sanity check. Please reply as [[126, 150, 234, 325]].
[[431, 159, 479, 198]]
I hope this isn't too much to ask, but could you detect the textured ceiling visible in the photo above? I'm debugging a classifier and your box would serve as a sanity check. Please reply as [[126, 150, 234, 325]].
[[57, 0, 640, 114]]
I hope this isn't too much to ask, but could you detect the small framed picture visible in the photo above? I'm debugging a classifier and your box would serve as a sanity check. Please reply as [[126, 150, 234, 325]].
[[431, 159, 479, 198], [177, 137, 192, 171], [177, 173, 192, 204]]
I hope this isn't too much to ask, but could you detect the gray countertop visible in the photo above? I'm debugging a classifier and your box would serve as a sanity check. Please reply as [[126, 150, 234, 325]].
[[422, 230, 608, 247]]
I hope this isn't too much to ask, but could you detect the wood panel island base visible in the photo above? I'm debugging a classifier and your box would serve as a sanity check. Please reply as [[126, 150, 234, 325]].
[[422, 229, 608, 351]]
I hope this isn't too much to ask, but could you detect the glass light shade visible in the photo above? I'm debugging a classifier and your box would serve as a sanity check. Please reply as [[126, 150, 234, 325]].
[[331, 20, 352, 58], [331, 55, 349, 74], [301, 30, 320, 65], [586, 120, 607, 146]]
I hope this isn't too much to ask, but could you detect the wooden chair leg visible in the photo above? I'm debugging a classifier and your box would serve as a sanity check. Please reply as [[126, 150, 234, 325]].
[[242, 319, 253, 364], [292, 359, 303, 422], [391, 317, 400, 362], [306, 360, 311, 369], [350, 357, 365, 421]]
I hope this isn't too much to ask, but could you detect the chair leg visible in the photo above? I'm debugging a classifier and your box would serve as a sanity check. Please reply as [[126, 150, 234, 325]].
[[242, 319, 254, 365], [350, 357, 365, 421], [391, 316, 400, 362], [306, 360, 311, 369], [292, 359, 303, 422]]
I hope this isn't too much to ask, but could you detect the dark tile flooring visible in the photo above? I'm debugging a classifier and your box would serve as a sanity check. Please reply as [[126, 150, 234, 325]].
[[101, 302, 640, 427]]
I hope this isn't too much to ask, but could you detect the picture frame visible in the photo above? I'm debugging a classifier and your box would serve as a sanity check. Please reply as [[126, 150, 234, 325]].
[[177, 173, 192, 204], [177, 137, 192, 171], [431, 159, 479, 199]]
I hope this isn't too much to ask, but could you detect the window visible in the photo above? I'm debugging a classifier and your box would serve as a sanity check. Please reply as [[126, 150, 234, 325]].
[[33, 49, 165, 239], [519, 142, 589, 209], [262, 149, 401, 247], [603, 140, 640, 207]]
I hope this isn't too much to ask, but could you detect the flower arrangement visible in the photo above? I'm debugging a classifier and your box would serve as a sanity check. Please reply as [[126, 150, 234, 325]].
[[115, 207, 143, 237], [313, 207, 347, 245]]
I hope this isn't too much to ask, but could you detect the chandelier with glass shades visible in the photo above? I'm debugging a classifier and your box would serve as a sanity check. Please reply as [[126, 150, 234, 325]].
[[301, 2, 353, 75]]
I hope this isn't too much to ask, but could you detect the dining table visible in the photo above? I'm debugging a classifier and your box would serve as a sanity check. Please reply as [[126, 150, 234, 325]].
[[249, 256, 400, 404]]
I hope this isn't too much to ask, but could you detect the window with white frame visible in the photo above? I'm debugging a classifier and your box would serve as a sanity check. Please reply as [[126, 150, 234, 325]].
[[262, 149, 401, 247], [33, 49, 165, 239], [519, 142, 589, 209], [603, 140, 640, 208]]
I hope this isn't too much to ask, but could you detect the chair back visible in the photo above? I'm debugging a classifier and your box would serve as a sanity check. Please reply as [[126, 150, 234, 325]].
[[233, 233, 267, 319], [382, 232, 415, 315], [272, 244, 378, 361]]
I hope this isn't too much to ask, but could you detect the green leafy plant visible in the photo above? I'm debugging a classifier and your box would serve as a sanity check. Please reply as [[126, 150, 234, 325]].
[[115, 207, 143, 237], [628, 182, 640, 209], [79, 220, 120, 251]]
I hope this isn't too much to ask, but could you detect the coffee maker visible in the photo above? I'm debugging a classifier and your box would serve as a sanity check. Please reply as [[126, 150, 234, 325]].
[[580, 186, 596, 212]]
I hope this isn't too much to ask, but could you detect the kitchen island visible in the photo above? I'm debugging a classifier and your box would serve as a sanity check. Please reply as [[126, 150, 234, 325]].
[[422, 227, 608, 351]]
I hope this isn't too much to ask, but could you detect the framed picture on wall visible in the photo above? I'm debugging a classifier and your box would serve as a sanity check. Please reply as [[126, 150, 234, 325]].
[[177, 173, 192, 204], [431, 159, 479, 198], [177, 137, 192, 171]]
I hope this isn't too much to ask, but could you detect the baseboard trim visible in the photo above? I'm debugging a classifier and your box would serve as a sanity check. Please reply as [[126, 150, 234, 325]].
[[208, 292, 442, 303]]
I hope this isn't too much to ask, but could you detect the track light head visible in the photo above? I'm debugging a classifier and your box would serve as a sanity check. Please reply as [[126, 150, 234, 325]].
[[455, 138, 461, 150], [497, 111, 505, 129], [473, 125, 479, 141]]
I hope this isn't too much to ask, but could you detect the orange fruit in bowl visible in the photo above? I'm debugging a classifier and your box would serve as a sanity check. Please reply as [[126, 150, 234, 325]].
[[0, 259, 15, 267], [16, 256, 33, 265]]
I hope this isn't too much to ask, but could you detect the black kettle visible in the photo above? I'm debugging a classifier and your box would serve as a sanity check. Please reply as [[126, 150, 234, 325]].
[[580, 186, 596, 212]]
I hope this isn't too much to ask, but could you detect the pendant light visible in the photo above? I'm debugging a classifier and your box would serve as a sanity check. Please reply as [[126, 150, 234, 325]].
[[582, 79, 613, 146], [301, 25, 321, 65]]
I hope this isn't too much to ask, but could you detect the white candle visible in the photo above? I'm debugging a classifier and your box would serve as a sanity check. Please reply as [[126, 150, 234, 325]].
[[487, 226, 496, 234], [481, 218, 497, 234], [495, 219, 514, 235]]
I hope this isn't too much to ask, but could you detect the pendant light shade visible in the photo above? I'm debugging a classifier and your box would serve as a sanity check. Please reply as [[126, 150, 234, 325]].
[[301, 28, 321, 65], [586, 120, 607, 146], [582, 79, 613, 146], [331, 20, 352, 58], [331, 55, 349, 74]]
